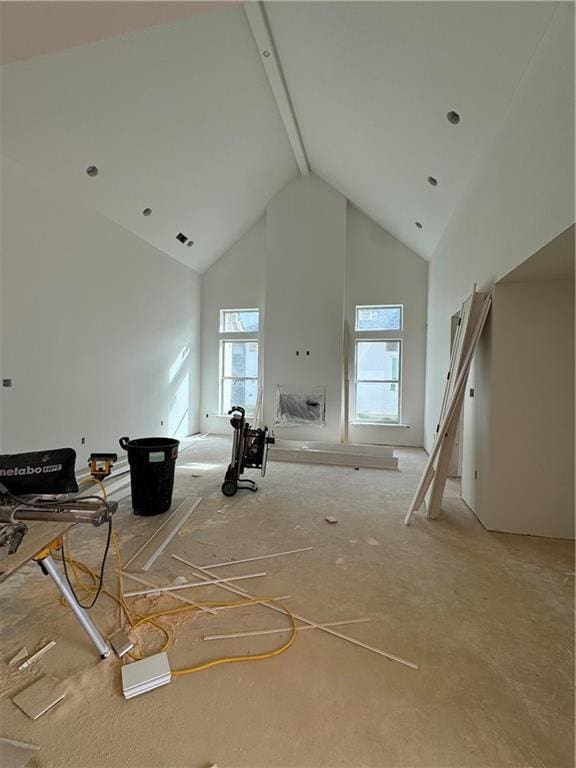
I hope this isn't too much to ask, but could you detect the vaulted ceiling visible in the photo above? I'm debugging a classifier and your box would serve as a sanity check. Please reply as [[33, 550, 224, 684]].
[[0, 2, 238, 64], [0, 4, 297, 272], [266, 1, 557, 260], [0, 2, 559, 272]]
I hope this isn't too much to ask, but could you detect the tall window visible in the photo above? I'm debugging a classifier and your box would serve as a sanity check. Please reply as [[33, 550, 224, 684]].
[[353, 305, 403, 424], [219, 309, 259, 415]]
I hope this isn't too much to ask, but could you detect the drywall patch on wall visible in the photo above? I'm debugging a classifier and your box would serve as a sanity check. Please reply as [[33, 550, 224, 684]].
[[275, 386, 327, 428], [0, 156, 201, 456]]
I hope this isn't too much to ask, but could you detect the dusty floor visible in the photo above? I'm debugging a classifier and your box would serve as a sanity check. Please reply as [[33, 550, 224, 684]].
[[0, 436, 574, 768]]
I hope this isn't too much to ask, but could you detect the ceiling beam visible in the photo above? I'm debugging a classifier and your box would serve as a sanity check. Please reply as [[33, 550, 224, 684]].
[[244, 1, 309, 176]]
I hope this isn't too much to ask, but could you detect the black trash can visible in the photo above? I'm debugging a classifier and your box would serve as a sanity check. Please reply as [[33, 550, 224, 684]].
[[119, 436, 179, 516]]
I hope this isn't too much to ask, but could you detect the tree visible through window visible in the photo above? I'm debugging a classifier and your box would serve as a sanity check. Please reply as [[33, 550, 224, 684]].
[[355, 305, 402, 331]]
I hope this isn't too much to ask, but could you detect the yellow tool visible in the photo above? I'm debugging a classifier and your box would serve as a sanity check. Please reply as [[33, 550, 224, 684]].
[[88, 453, 118, 481]]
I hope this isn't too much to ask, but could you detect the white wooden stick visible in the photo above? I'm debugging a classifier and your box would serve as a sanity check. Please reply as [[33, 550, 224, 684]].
[[204, 617, 370, 641], [341, 318, 350, 444], [404, 294, 492, 525], [172, 555, 418, 670], [123, 571, 266, 598], [200, 547, 313, 570], [424, 291, 485, 519], [122, 572, 291, 616], [18, 641, 56, 670], [123, 497, 203, 572], [121, 571, 218, 615], [209, 595, 292, 612], [121, 572, 291, 617]]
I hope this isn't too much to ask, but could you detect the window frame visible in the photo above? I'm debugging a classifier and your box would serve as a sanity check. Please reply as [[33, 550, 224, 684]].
[[354, 338, 403, 425], [218, 308, 260, 416], [219, 339, 259, 416], [354, 304, 403, 333], [351, 303, 405, 426], [219, 308, 260, 334]]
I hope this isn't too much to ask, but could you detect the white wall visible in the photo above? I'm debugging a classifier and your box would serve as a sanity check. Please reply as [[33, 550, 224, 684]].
[[200, 217, 266, 434], [425, 4, 575, 451], [482, 280, 574, 539], [200, 176, 428, 446], [346, 206, 427, 447], [264, 175, 346, 442], [0, 157, 201, 461]]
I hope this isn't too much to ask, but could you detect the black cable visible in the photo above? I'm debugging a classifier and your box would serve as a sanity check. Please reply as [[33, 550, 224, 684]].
[[60, 518, 112, 609]]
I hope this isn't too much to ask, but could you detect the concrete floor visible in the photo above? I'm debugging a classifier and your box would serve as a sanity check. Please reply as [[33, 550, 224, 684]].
[[0, 436, 573, 768]]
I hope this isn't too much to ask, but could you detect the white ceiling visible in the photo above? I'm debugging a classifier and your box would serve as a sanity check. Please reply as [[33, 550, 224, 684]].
[[0, 6, 297, 272], [0, 2, 560, 270], [0, 2, 237, 64], [266, 1, 557, 259]]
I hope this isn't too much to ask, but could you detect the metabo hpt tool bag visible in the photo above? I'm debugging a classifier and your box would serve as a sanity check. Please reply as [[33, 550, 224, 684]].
[[0, 448, 78, 495]]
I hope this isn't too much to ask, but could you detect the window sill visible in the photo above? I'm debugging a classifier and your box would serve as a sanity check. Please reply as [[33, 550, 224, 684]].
[[350, 422, 410, 428]]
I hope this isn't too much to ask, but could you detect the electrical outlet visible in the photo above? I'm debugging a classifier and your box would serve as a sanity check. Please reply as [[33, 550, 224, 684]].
[[160, 420, 164, 426], [2, 379, 12, 387], [81, 437, 86, 445]]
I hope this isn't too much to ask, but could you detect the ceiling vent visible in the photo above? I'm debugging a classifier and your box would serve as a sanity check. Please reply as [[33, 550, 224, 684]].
[[176, 233, 194, 247]]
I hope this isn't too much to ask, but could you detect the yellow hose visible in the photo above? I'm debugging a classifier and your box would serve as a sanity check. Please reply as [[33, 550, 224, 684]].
[[59, 525, 297, 675]]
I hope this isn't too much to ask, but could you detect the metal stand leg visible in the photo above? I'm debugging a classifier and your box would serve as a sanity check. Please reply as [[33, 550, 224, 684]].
[[237, 479, 258, 492], [39, 554, 111, 659]]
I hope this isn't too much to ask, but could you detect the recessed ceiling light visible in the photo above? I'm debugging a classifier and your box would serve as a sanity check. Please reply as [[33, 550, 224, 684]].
[[262, 50, 271, 57], [427, 176, 438, 187], [142, 208, 152, 216], [86, 165, 99, 177], [415, 221, 423, 229], [186, 240, 194, 248], [447, 110, 461, 125]]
